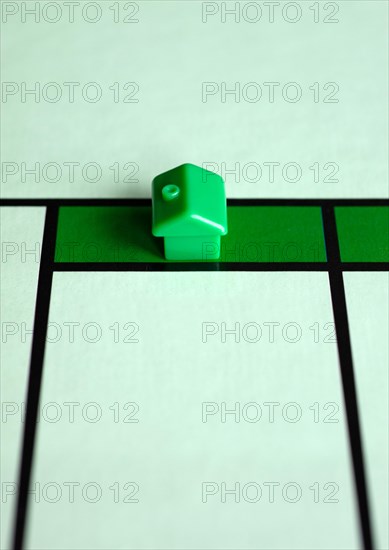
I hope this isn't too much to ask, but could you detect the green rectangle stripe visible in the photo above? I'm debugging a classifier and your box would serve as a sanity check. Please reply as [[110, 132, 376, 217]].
[[54, 206, 326, 263], [335, 207, 389, 262]]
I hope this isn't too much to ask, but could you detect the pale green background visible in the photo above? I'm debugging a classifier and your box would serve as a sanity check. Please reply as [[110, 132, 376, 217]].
[[1, 1, 388, 548], [1, 0, 388, 198], [26, 272, 358, 549], [0, 208, 45, 550]]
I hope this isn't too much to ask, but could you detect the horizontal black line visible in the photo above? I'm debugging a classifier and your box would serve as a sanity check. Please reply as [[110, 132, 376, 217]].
[[1, 198, 388, 207], [340, 263, 388, 271], [54, 261, 329, 272], [53, 261, 388, 272], [229, 199, 389, 207]]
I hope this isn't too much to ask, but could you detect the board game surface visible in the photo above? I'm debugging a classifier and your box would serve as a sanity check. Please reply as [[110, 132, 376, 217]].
[[1, 2, 388, 549]]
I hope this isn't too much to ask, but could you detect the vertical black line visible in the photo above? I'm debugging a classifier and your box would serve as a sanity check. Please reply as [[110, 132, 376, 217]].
[[12, 206, 58, 550], [322, 205, 374, 550]]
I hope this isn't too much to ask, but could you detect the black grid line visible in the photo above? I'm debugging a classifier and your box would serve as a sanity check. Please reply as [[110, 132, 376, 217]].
[[1, 197, 388, 207], [322, 205, 374, 550], [12, 207, 58, 550]]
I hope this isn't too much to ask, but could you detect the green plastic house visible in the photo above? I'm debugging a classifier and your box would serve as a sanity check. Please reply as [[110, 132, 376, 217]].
[[152, 163, 228, 260]]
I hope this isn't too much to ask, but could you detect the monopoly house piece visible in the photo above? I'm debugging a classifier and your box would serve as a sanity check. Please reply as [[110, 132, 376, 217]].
[[152, 163, 228, 261]]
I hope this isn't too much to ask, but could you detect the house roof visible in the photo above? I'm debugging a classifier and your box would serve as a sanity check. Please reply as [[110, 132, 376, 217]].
[[152, 163, 228, 237]]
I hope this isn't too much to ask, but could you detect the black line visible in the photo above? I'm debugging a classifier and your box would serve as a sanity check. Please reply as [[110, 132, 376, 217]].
[[322, 206, 374, 550], [12, 207, 58, 550], [340, 263, 388, 271], [52, 260, 389, 272], [322, 205, 341, 265], [228, 198, 389, 207], [54, 261, 330, 272], [0, 198, 388, 207]]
